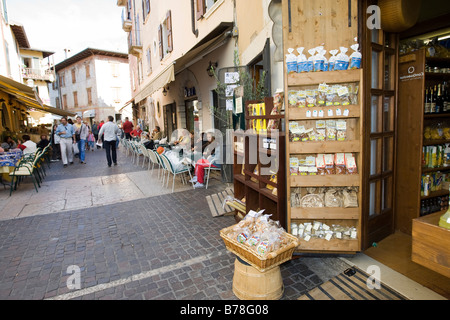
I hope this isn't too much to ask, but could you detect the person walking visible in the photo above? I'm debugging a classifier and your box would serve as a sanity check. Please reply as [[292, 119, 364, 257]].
[[51, 124, 61, 161], [74, 116, 89, 164], [98, 116, 119, 167], [92, 121, 99, 142], [122, 117, 133, 140], [55, 117, 75, 168], [87, 130, 95, 151]]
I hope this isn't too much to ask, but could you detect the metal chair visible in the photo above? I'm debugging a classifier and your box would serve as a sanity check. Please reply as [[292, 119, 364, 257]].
[[204, 161, 227, 189], [159, 153, 194, 193]]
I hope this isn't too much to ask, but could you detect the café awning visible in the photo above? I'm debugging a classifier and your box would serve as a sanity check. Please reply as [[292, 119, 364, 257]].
[[83, 109, 96, 118], [134, 63, 175, 103], [0, 75, 75, 117]]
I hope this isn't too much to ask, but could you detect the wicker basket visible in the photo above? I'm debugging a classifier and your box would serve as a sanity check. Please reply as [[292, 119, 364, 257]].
[[220, 225, 299, 273]]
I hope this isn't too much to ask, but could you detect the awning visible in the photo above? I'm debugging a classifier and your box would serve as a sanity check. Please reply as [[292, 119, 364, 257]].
[[119, 98, 134, 112], [83, 109, 96, 118], [134, 63, 175, 103], [0, 75, 75, 117]]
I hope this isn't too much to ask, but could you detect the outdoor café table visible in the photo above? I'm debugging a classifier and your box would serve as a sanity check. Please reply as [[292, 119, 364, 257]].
[[0, 150, 23, 186]]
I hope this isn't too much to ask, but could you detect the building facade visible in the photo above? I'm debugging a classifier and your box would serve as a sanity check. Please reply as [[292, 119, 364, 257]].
[[50, 48, 132, 124], [117, 0, 283, 140]]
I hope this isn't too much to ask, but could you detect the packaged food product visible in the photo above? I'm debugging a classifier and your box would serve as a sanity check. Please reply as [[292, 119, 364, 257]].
[[246, 232, 262, 248], [290, 157, 299, 175], [286, 48, 298, 74], [348, 83, 359, 105], [343, 188, 358, 208], [345, 153, 358, 174], [328, 49, 339, 71], [326, 86, 336, 107], [337, 85, 351, 106], [306, 89, 316, 107], [331, 86, 342, 106], [316, 154, 326, 175], [316, 120, 326, 141], [297, 47, 307, 73], [335, 153, 346, 175], [237, 227, 252, 244], [326, 120, 337, 141], [335, 47, 350, 71], [306, 48, 316, 72], [297, 90, 307, 107], [336, 120, 347, 141], [313, 47, 326, 72], [299, 166, 309, 176], [307, 128, 317, 142], [301, 194, 324, 207], [325, 188, 343, 207], [349, 43, 362, 69], [317, 83, 328, 106], [288, 90, 298, 108], [324, 154, 335, 174]]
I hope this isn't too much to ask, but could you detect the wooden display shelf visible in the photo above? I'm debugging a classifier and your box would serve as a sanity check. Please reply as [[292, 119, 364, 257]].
[[288, 105, 360, 120], [421, 166, 450, 174], [287, 69, 362, 87], [412, 211, 450, 278], [290, 174, 360, 187], [424, 114, 450, 119], [423, 138, 450, 145], [290, 140, 360, 154], [291, 207, 360, 220], [421, 189, 449, 200], [296, 238, 360, 253]]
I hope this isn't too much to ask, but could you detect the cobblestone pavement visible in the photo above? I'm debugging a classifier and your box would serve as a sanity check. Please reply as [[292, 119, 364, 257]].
[[0, 145, 351, 300]]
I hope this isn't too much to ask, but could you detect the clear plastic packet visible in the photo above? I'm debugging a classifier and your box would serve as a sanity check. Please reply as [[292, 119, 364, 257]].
[[297, 90, 307, 107], [313, 46, 326, 72], [317, 83, 328, 106], [348, 84, 359, 105], [306, 89, 316, 108], [306, 48, 316, 72], [301, 194, 324, 207], [325, 188, 343, 207], [328, 49, 339, 71], [345, 153, 358, 174], [326, 86, 336, 107], [331, 86, 342, 106], [336, 120, 347, 141], [337, 85, 351, 106], [324, 153, 335, 175], [335, 153, 346, 175], [349, 43, 362, 70], [236, 227, 252, 244], [288, 90, 298, 108], [316, 154, 326, 175], [326, 120, 337, 141], [297, 47, 307, 73], [335, 47, 350, 71], [286, 48, 298, 74], [246, 231, 262, 248], [343, 187, 358, 208]]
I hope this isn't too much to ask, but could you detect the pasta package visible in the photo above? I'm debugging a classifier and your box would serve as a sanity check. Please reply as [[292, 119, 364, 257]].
[[317, 83, 328, 106], [345, 153, 358, 174], [324, 154, 335, 175], [326, 120, 337, 141], [316, 154, 326, 175], [306, 89, 316, 108], [335, 153, 346, 175], [336, 120, 347, 141], [288, 91, 298, 108]]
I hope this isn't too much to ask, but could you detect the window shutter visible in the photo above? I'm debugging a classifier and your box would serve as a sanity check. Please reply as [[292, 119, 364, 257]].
[[146, 0, 150, 14], [196, 0, 205, 20], [167, 10, 173, 53], [142, 0, 146, 21], [158, 24, 163, 60]]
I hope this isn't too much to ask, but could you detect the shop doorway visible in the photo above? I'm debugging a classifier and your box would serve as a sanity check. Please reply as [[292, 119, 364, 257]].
[[163, 103, 177, 140], [362, 4, 398, 249]]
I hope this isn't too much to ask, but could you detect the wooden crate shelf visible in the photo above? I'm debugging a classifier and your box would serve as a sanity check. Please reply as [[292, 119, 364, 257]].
[[290, 140, 361, 154], [290, 174, 360, 187], [288, 105, 360, 120], [288, 69, 362, 87], [291, 207, 360, 220]]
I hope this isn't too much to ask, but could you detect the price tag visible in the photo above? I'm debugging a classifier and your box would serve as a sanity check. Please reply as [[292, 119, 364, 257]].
[[336, 232, 342, 239], [318, 110, 324, 118], [336, 108, 342, 116], [328, 109, 333, 117], [306, 110, 312, 118], [313, 110, 318, 117], [343, 109, 350, 117]]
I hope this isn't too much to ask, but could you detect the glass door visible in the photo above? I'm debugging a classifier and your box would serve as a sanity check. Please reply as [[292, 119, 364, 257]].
[[363, 4, 398, 249]]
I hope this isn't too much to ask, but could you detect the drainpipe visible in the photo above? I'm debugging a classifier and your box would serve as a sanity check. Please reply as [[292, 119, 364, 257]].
[[191, 0, 198, 37]]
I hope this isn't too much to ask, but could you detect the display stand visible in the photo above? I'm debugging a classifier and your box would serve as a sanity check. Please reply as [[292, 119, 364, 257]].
[[396, 49, 450, 234], [285, 69, 364, 254], [232, 97, 286, 228]]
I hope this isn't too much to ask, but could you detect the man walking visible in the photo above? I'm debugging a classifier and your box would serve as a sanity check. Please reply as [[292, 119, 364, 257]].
[[122, 117, 133, 140], [55, 117, 75, 167], [74, 116, 89, 164], [98, 116, 119, 167]]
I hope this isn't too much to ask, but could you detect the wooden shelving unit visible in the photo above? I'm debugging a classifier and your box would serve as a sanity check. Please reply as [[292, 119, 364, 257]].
[[396, 49, 450, 234], [232, 97, 286, 228], [285, 69, 364, 254]]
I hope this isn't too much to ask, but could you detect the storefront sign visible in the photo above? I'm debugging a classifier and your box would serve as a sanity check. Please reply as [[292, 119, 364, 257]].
[[399, 65, 424, 82]]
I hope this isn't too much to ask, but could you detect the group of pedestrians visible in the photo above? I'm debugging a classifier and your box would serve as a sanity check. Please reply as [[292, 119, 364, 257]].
[[52, 115, 121, 168]]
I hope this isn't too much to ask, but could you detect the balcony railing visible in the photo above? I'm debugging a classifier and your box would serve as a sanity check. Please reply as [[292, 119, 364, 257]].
[[128, 31, 143, 57], [21, 68, 54, 81], [122, 8, 132, 32]]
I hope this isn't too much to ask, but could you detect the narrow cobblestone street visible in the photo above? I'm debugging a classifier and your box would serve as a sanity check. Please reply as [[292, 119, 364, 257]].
[[0, 147, 350, 300]]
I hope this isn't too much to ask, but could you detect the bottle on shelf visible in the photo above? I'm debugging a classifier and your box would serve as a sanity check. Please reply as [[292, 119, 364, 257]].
[[425, 87, 431, 114], [436, 84, 443, 114], [444, 82, 449, 113], [430, 86, 436, 114]]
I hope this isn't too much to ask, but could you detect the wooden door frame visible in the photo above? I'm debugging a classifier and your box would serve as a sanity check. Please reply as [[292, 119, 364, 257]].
[[361, 0, 399, 250]]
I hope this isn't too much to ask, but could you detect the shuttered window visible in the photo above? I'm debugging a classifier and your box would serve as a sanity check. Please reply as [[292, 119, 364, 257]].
[[196, 0, 205, 20], [167, 10, 173, 53]]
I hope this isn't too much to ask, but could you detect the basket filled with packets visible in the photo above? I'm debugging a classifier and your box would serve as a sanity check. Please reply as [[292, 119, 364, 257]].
[[220, 210, 299, 273]]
